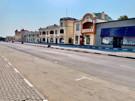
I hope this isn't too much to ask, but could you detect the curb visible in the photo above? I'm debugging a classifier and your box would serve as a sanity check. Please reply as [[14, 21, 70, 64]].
[[23, 43, 135, 60]]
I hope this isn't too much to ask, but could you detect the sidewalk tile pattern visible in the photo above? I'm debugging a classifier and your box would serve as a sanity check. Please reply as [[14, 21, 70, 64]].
[[0, 56, 43, 101]]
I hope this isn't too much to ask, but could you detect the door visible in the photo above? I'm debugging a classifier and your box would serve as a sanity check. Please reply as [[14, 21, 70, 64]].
[[47, 38, 48, 43], [80, 35, 83, 45], [113, 37, 123, 48], [56, 38, 57, 44], [80, 35, 85, 45]]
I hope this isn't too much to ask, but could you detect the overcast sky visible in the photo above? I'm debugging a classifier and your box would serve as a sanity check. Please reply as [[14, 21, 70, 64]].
[[0, 0, 135, 37]]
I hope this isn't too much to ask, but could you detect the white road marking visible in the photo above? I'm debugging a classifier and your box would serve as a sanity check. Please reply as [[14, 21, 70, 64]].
[[4, 58, 8, 61], [24, 79, 33, 87], [120, 65, 135, 70], [8, 62, 12, 66], [75, 76, 92, 81], [43, 100, 48, 101], [14, 68, 20, 73]]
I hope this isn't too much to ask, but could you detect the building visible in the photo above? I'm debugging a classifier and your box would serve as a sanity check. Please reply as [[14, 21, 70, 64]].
[[73, 12, 112, 45], [23, 31, 39, 42], [39, 24, 59, 43], [5, 36, 15, 42], [39, 17, 77, 44], [95, 18, 135, 49], [15, 29, 29, 42]]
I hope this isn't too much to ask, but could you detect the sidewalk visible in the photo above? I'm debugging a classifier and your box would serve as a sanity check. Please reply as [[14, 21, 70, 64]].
[[0, 54, 47, 101], [23, 42, 135, 59]]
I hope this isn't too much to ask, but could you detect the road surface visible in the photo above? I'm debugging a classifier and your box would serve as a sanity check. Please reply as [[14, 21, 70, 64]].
[[0, 42, 135, 101]]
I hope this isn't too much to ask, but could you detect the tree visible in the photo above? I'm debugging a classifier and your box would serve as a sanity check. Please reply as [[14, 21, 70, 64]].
[[118, 15, 128, 20]]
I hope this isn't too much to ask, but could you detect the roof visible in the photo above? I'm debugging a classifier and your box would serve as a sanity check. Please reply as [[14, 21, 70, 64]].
[[101, 26, 135, 37], [97, 18, 135, 24], [60, 17, 77, 21]]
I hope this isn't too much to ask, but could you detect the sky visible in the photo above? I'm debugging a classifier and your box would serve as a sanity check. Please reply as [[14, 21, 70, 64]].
[[0, 0, 135, 37]]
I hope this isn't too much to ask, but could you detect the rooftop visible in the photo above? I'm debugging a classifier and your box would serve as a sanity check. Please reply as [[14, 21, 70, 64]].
[[60, 17, 77, 21]]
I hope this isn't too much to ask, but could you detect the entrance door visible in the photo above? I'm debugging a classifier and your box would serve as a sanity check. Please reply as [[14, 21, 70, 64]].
[[80, 35, 85, 45], [56, 38, 57, 44], [113, 37, 123, 48], [80, 35, 83, 45], [47, 38, 49, 43]]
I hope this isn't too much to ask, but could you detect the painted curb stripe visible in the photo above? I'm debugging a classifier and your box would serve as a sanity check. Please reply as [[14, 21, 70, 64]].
[[24, 79, 33, 87]]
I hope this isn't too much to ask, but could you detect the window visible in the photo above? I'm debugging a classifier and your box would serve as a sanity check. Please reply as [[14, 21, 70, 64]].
[[60, 22, 63, 27], [50, 38, 53, 42], [88, 26, 93, 29], [123, 37, 135, 45], [42, 31, 46, 35], [76, 24, 80, 31], [47, 31, 48, 35], [69, 38, 72, 44], [60, 29, 64, 34], [75, 36, 78, 44], [86, 35, 90, 44], [50, 30, 54, 34], [102, 37, 113, 45], [105, 16, 108, 20], [43, 38, 45, 42], [40, 32, 41, 35], [60, 38, 64, 43], [86, 16, 89, 19], [55, 30, 57, 34]]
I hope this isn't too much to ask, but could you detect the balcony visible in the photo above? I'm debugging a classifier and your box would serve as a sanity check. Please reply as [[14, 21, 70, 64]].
[[82, 29, 93, 33]]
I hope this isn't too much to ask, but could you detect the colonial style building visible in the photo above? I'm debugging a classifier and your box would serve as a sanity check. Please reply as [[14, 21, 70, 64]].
[[15, 29, 28, 42], [39, 17, 77, 44], [73, 12, 112, 45], [24, 31, 39, 42]]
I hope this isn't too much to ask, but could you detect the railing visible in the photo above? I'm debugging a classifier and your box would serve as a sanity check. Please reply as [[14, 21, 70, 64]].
[[82, 29, 93, 33]]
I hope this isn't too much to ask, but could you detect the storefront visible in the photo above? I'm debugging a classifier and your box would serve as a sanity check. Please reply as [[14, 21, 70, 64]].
[[95, 18, 135, 49], [101, 26, 135, 48]]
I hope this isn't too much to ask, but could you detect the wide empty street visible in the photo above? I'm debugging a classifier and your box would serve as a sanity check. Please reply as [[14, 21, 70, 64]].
[[0, 42, 135, 101]]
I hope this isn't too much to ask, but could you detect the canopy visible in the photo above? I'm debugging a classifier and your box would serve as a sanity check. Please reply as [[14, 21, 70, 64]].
[[101, 26, 135, 37]]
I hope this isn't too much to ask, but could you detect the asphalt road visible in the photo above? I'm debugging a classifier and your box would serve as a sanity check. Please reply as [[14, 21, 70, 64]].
[[1, 42, 135, 89]]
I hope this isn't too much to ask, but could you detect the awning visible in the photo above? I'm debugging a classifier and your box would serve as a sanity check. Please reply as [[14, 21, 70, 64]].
[[100, 26, 135, 37]]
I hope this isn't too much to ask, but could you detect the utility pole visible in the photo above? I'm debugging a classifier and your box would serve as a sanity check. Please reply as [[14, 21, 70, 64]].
[[66, 8, 67, 17]]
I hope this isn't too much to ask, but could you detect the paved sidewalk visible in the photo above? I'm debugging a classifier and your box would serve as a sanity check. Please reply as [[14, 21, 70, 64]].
[[23, 42, 135, 59], [0, 54, 47, 101]]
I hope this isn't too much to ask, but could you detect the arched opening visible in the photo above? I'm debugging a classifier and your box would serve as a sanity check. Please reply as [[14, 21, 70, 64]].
[[50, 30, 54, 34], [50, 38, 53, 42], [59, 38, 64, 43], [60, 29, 64, 34], [43, 38, 45, 42], [56, 38, 58, 44], [42, 31, 46, 35], [83, 22, 93, 29], [68, 38, 73, 44]]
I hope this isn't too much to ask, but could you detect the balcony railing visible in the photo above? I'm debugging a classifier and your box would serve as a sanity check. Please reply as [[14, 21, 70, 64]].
[[82, 29, 93, 33]]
